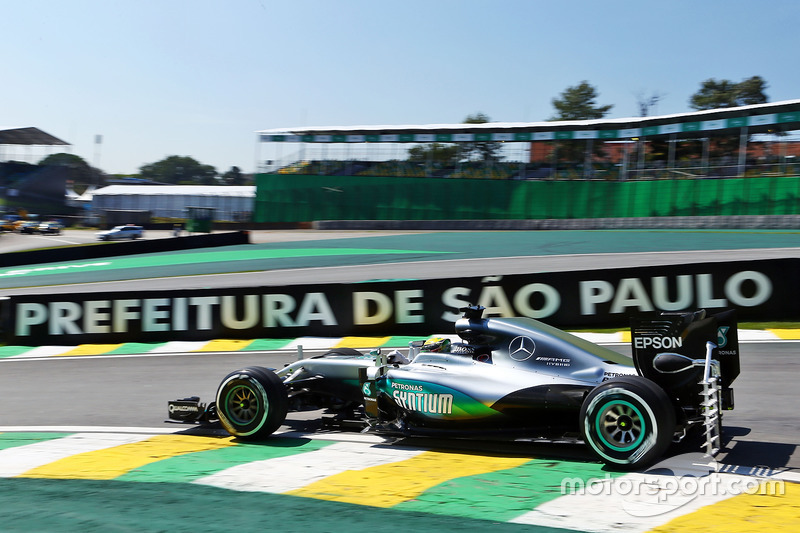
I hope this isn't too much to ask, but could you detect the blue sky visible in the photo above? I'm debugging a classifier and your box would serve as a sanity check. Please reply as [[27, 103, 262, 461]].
[[2, 0, 798, 175]]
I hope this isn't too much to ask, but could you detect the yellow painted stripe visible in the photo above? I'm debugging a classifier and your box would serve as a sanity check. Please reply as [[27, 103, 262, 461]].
[[620, 330, 631, 343], [649, 480, 799, 532], [196, 339, 256, 352], [287, 450, 530, 507], [57, 344, 124, 356], [20, 434, 236, 480], [767, 328, 800, 340], [335, 337, 390, 349]]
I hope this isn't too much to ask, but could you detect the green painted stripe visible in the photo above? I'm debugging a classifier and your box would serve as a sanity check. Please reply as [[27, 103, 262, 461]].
[[0, 346, 33, 358], [107, 343, 169, 355], [394, 458, 621, 522], [0, 432, 74, 451], [0, 329, 786, 358], [116, 437, 334, 483], [0, 247, 451, 281], [0, 478, 580, 532], [242, 338, 296, 351], [383, 336, 427, 347]]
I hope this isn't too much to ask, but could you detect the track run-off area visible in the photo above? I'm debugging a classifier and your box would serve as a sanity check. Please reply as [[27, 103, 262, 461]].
[[1, 426, 798, 533], [0, 229, 799, 531]]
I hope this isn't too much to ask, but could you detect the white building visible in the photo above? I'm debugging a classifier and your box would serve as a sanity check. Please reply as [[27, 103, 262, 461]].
[[91, 185, 255, 221]]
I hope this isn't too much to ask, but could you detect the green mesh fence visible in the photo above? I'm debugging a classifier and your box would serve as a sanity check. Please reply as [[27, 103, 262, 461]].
[[254, 174, 800, 222]]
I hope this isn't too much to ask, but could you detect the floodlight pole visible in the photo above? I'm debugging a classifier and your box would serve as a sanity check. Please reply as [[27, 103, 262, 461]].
[[93, 134, 103, 169]]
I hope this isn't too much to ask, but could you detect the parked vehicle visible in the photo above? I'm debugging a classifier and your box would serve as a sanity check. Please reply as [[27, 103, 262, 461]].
[[96, 224, 144, 241], [18, 221, 41, 234], [0, 215, 21, 232], [38, 221, 64, 235]]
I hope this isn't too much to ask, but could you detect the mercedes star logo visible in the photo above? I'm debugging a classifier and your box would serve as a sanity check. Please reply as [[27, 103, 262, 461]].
[[509, 336, 536, 361]]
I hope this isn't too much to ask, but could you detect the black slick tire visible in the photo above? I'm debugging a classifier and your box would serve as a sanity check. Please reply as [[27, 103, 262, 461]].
[[216, 366, 288, 439], [580, 376, 676, 470]]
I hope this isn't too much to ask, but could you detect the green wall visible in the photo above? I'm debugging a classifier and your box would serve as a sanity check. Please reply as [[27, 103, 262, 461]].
[[254, 174, 800, 222]]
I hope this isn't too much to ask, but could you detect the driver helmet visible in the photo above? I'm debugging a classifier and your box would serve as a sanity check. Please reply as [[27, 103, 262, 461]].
[[422, 336, 451, 353]]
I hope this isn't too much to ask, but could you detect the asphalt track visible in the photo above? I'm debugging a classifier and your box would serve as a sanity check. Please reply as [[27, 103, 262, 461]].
[[3, 228, 800, 295], [0, 341, 795, 466], [1, 229, 799, 531]]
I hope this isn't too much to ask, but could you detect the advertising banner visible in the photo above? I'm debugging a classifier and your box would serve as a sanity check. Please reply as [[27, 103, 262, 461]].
[[1, 259, 796, 345]]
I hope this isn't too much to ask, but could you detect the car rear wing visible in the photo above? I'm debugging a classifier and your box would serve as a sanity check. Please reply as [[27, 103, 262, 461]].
[[630, 309, 739, 410]]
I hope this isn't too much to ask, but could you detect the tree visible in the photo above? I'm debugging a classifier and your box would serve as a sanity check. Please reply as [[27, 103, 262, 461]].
[[735, 76, 769, 106], [549, 82, 614, 167], [635, 90, 664, 117], [688, 76, 770, 160], [550, 81, 613, 121], [221, 166, 246, 185], [408, 143, 460, 164], [39, 152, 105, 188], [459, 112, 503, 162], [689, 76, 768, 110], [404, 112, 503, 166], [39, 152, 88, 168], [138, 156, 218, 185]]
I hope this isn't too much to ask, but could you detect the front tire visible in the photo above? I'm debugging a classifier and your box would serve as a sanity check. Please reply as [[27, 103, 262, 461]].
[[216, 366, 288, 438], [580, 376, 675, 469]]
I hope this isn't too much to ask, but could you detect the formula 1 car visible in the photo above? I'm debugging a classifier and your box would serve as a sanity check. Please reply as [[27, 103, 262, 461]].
[[169, 306, 739, 469]]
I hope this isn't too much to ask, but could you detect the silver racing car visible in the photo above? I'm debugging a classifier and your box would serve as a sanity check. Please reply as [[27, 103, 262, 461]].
[[169, 305, 739, 469]]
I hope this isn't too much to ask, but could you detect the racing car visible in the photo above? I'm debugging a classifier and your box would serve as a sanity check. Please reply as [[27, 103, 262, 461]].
[[169, 305, 739, 469]]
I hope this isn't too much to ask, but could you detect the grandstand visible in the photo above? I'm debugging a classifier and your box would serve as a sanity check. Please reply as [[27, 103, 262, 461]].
[[0, 127, 69, 156], [252, 100, 800, 224], [0, 127, 71, 215], [258, 99, 800, 181]]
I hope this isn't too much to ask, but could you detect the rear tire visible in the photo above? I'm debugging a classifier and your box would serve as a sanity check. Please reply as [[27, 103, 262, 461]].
[[580, 376, 675, 470], [216, 366, 288, 438]]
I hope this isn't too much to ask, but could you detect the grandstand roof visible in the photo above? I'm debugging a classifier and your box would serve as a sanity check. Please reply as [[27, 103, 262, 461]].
[[92, 185, 255, 197], [0, 127, 69, 145], [258, 99, 800, 142]]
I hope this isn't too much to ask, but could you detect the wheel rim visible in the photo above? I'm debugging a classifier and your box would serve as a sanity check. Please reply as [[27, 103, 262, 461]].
[[224, 384, 263, 425], [595, 399, 645, 452]]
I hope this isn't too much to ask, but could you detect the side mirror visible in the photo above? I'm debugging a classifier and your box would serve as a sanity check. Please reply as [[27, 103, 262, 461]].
[[653, 352, 704, 374]]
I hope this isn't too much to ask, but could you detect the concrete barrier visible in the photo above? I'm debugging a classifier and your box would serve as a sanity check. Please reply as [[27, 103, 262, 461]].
[[1, 231, 251, 268], [313, 215, 800, 231]]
